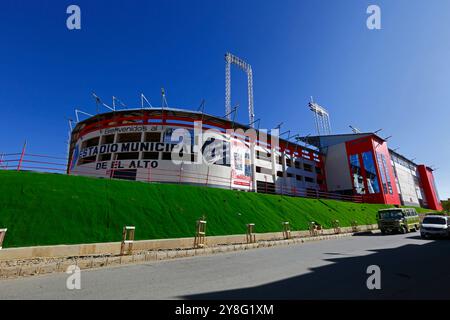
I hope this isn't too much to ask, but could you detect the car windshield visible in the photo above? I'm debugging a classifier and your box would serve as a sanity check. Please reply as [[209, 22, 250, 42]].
[[379, 210, 403, 220], [422, 217, 446, 225]]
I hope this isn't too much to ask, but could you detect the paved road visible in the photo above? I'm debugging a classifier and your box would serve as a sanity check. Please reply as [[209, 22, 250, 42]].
[[1, 232, 450, 299]]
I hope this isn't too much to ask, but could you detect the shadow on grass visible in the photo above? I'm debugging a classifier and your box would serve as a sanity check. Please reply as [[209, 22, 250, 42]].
[[184, 239, 450, 300]]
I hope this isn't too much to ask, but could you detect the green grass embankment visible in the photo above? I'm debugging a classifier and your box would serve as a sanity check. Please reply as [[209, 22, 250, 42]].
[[0, 171, 432, 248]]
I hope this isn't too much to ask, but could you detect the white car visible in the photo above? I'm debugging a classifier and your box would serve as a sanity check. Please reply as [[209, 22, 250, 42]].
[[420, 215, 450, 239]]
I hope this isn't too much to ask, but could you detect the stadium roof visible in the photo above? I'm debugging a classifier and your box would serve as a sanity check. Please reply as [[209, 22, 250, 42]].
[[71, 107, 323, 155], [297, 132, 386, 149]]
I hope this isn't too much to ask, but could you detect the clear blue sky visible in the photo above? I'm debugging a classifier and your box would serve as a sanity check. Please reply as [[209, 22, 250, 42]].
[[0, 0, 449, 199]]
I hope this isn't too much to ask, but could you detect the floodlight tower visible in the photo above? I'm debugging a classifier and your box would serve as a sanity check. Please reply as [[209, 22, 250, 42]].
[[308, 101, 331, 136], [225, 53, 255, 128]]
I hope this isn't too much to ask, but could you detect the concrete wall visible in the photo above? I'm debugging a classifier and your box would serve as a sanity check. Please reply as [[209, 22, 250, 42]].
[[324, 143, 352, 192], [0, 225, 378, 261]]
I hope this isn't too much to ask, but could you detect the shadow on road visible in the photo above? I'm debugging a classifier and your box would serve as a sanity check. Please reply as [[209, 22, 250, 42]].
[[352, 231, 384, 237], [351, 231, 421, 237], [184, 239, 450, 300]]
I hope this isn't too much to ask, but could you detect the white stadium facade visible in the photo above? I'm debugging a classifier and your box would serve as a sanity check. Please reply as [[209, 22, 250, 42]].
[[68, 108, 326, 196], [67, 107, 443, 211]]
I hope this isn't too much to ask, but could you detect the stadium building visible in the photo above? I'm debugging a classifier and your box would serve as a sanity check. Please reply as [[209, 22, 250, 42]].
[[299, 133, 442, 210], [67, 107, 443, 211]]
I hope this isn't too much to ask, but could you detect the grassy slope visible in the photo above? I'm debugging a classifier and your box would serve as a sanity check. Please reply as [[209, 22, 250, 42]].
[[0, 171, 433, 248]]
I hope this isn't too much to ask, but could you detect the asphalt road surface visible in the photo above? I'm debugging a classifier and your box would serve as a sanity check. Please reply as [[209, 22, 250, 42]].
[[1, 232, 450, 300]]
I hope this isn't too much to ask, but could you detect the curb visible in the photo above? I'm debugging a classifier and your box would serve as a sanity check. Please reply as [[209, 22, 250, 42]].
[[0, 231, 366, 280]]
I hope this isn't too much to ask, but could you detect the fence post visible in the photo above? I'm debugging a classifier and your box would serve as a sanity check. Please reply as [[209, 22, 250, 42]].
[[17, 141, 27, 171], [282, 222, 291, 239], [351, 220, 359, 233], [332, 220, 341, 234], [110, 154, 118, 179], [0, 228, 7, 249], [194, 218, 207, 248], [309, 222, 317, 237], [205, 166, 210, 186], [120, 226, 135, 256], [179, 164, 183, 184], [246, 223, 256, 244], [67, 153, 72, 175]]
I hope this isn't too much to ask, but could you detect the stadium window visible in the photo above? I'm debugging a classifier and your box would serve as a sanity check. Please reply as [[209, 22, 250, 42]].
[[303, 163, 313, 172], [350, 154, 366, 195], [116, 152, 139, 160], [111, 169, 137, 181], [101, 135, 115, 144], [266, 152, 271, 158], [99, 153, 112, 161], [296, 175, 303, 181], [257, 151, 270, 162], [317, 179, 324, 185], [287, 172, 293, 178], [142, 152, 159, 160], [256, 166, 262, 173], [218, 141, 231, 167], [82, 137, 100, 149], [164, 129, 174, 143], [277, 157, 282, 165], [295, 161, 301, 169], [277, 171, 283, 177], [377, 153, 388, 194], [286, 159, 292, 167], [145, 132, 161, 142], [162, 152, 172, 160], [315, 167, 322, 175], [78, 155, 96, 165], [215, 159, 231, 167], [305, 177, 314, 183], [117, 132, 142, 143], [362, 151, 381, 194]]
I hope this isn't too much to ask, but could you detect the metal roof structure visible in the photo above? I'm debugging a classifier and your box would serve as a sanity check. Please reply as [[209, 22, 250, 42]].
[[71, 107, 322, 157]]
